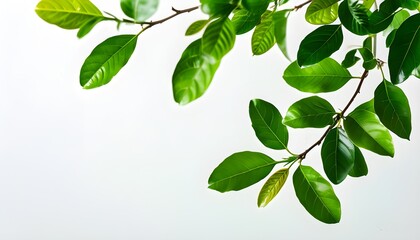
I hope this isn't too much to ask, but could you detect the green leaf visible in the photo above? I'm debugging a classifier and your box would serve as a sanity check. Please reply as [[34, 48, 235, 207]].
[[374, 80, 412, 139], [258, 168, 289, 207], [358, 47, 377, 70], [185, 19, 209, 36], [362, 0, 375, 9], [297, 25, 343, 67], [231, 9, 261, 35], [283, 58, 352, 93], [386, 29, 397, 47], [35, 0, 103, 29], [209, 151, 277, 192], [321, 128, 355, 184], [348, 146, 368, 177], [398, 0, 420, 10], [120, 0, 159, 22], [252, 11, 276, 55], [344, 100, 395, 157], [273, 10, 291, 60], [80, 35, 138, 89], [341, 49, 360, 68], [283, 96, 336, 128], [172, 39, 220, 105], [338, 0, 370, 35], [200, 0, 239, 17], [249, 99, 289, 150], [202, 17, 236, 60], [389, 13, 420, 84], [242, 0, 270, 15], [77, 17, 102, 38], [305, 0, 339, 25], [368, 0, 399, 34], [293, 165, 341, 224], [384, 10, 410, 37]]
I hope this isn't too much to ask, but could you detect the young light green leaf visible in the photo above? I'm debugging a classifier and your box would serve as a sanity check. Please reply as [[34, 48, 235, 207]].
[[77, 17, 102, 38], [297, 24, 343, 67], [209, 151, 277, 192], [185, 19, 209, 36], [344, 100, 395, 157], [249, 99, 289, 150], [231, 9, 261, 35], [363, 0, 375, 9], [338, 0, 370, 35], [35, 0, 103, 29], [389, 13, 420, 84], [258, 168, 289, 207], [384, 10, 410, 36], [341, 49, 360, 68], [321, 128, 355, 184], [283, 58, 352, 93], [172, 39, 220, 105], [374, 80, 412, 139], [202, 17, 236, 60], [305, 0, 339, 25], [80, 35, 138, 89], [120, 0, 159, 22], [348, 146, 368, 177], [293, 165, 341, 224], [283, 96, 335, 128], [252, 11, 275, 55], [200, 0, 239, 17], [273, 10, 290, 60]]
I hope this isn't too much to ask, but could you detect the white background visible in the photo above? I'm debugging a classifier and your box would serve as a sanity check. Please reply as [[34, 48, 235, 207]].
[[1, 1, 419, 239]]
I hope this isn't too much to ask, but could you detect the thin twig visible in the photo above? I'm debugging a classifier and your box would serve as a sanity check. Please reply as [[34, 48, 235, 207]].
[[294, 0, 312, 10]]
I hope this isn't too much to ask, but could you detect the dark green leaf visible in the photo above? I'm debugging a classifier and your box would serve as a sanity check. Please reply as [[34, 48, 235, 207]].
[[231, 9, 261, 35], [321, 128, 355, 184], [389, 13, 420, 84], [341, 49, 360, 68], [363, 36, 373, 52], [273, 10, 290, 60], [398, 0, 420, 10], [242, 0, 270, 15], [358, 47, 377, 70], [258, 168, 289, 207], [283, 96, 335, 128], [348, 146, 368, 177], [249, 99, 289, 150], [185, 19, 209, 36], [297, 25, 343, 66], [200, 0, 239, 17], [339, 0, 370, 35], [386, 29, 397, 47], [305, 0, 339, 25], [209, 151, 277, 192], [202, 17, 236, 60], [293, 165, 341, 224], [80, 35, 137, 89], [120, 0, 159, 22], [368, 0, 399, 33], [374, 80, 412, 139], [252, 11, 275, 55], [283, 58, 352, 93], [344, 100, 394, 157]]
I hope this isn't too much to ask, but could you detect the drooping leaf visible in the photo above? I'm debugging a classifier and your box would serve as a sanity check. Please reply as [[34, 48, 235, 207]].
[[389, 13, 420, 84], [249, 99, 289, 150], [258, 168, 289, 207], [344, 100, 394, 157], [293, 165, 341, 224], [338, 0, 370, 35], [368, 0, 398, 33], [398, 0, 420, 10], [202, 17, 236, 60], [305, 0, 339, 25], [185, 19, 209, 36], [80, 35, 138, 89], [172, 39, 220, 105], [231, 9, 261, 35], [321, 128, 355, 184], [200, 0, 239, 17], [77, 17, 102, 38], [341, 49, 360, 68], [283, 58, 352, 93], [252, 11, 275, 55], [374, 80, 412, 139], [273, 10, 291, 60], [348, 146, 368, 177], [242, 0, 270, 15], [283, 96, 336, 128], [297, 24, 343, 66], [208, 151, 277, 192], [120, 0, 159, 22], [35, 0, 103, 29]]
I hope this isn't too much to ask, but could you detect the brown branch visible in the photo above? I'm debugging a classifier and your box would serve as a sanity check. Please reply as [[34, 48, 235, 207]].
[[294, 0, 312, 10]]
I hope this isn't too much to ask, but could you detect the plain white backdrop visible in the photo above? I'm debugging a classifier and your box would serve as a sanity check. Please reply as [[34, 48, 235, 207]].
[[1, 1, 419, 239]]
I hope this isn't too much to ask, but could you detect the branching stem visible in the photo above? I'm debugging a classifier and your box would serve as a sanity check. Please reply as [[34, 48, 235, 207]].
[[294, 0, 312, 10]]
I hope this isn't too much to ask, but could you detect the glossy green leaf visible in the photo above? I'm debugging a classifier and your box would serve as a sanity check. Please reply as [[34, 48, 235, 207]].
[[283, 58, 352, 93], [258, 168, 289, 207], [297, 25, 343, 67], [358, 47, 377, 70], [368, 0, 398, 34], [172, 39, 220, 105], [398, 0, 420, 10], [249, 99, 289, 150], [252, 11, 275, 55], [120, 0, 159, 22], [384, 9, 410, 36], [231, 9, 261, 35], [341, 49, 360, 68], [389, 13, 420, 84], [283, 96, 335, 128], [209, 151, 277, 192], [321, 128, 355, 184], [339, 0, 370, 35], [202, 17, 236, 60], [374, 80, 412, 139], [348, 146, 368, 177], [293, 165, 341, 224], [35, 0, 103, 29], [242, 0, 270, 15], [273, 10, 291, 60], [185, 19, 209, 36], [200, 0, 239, 17], [305, 0, 339, 25], [80, 35, 137, 89], [77, 17, 102, 38], [344, 100, 394, 157]]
